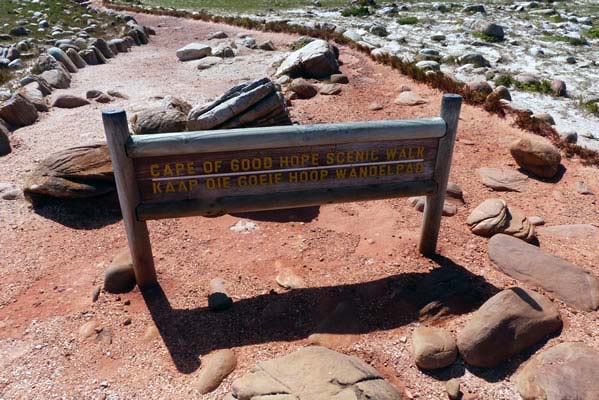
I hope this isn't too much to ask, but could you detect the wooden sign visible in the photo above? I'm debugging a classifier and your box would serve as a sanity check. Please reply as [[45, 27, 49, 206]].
[[102, 94, 462, 288]]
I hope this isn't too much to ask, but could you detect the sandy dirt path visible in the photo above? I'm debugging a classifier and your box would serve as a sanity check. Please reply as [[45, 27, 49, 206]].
[[0, 11, 598, 400]]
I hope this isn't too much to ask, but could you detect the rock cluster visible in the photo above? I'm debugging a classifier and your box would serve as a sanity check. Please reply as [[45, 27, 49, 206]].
[[466, 198, 535, 241], [0, 10, 153, 156], [188, 77, 291, 131]]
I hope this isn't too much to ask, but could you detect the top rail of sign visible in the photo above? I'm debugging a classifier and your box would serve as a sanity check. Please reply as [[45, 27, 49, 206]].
[[125, 118, 447, 158]]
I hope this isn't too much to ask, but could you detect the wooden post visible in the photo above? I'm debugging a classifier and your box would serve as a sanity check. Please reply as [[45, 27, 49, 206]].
[[102, 109, 157, 288], [419, 94, 462, 256]]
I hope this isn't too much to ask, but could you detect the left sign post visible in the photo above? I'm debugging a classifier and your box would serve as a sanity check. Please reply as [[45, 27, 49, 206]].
[[102, 109, 158, 289]]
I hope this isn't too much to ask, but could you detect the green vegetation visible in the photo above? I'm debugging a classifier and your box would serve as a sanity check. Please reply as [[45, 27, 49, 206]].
[[341, 6, 370, 17], [0, 69, 14, 85], [587, 26, 599, 39], [541, 34, 588, 46], [579, 96, 599, 116], [547, 14, 567, 23], [289, 36, 314, 50], [398, 16, 418, 25], [494, 74, 516, 88], [0, 0, 126, 42], [472, 31, 503, 43], [494, 73, 554, 95], [112, 0, 348, 13]]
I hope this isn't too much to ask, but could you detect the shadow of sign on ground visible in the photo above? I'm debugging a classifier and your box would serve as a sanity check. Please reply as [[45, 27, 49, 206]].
[[142, 255, 499, 374]]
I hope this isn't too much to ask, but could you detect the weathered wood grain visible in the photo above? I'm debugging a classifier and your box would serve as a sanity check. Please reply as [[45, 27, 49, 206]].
[[126, 118, 447, 158], [102, 108, 157, 288], [136, 180, 438, 220], [420, 94, 462, 256]]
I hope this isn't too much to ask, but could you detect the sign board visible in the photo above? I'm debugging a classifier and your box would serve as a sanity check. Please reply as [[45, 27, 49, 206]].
[[102, 94, 462, 288]]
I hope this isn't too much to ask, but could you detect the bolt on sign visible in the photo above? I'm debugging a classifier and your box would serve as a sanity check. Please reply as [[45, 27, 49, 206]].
[[102, 94, 462, 288]]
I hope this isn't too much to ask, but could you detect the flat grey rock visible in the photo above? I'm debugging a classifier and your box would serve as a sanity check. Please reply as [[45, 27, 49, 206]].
[[229, 346, 403, 399], [488, 234, 599, 310], [176, 43, 211, 61], [539, 224, 599, 240], [479, 167, 528, 192]]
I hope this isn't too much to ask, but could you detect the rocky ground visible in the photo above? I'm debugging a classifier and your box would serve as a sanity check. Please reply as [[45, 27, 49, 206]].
[[1, 6, 599, 400], [197, 0, 599, 151]]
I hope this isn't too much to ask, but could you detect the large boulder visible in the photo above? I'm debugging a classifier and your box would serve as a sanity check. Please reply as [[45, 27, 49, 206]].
[[474, 21, 505, 41], [275, 39, 339, 79], [509, 137, 561, 179], [488, 234, 599, 311], [40, 68, 71, 89], [0, 93, 38, 127], [176, 43, 211, 61], [47, 47, 78, 73], [24, 144, 114, 200], [229, 346, 403, 399], [517, 342, 599, 400], [188, 77, 292, 131], [457, 288, 562, 368]]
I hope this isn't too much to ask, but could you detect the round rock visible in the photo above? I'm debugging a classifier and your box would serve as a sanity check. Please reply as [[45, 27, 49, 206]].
[[412, 327, 457, 369]]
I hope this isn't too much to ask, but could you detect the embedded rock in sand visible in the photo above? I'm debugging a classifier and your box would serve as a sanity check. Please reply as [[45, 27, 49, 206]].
[[104, 250, 136, 294], [52, 94, 90, 109], [24, 144, 114, 200], [394, 91, 427, 106], [479, 167, 528, 192], [230, 346, 403, 399], [517, 342, 599, 400], [195, 349, 237, 394], [488, 234, 599, 311]]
